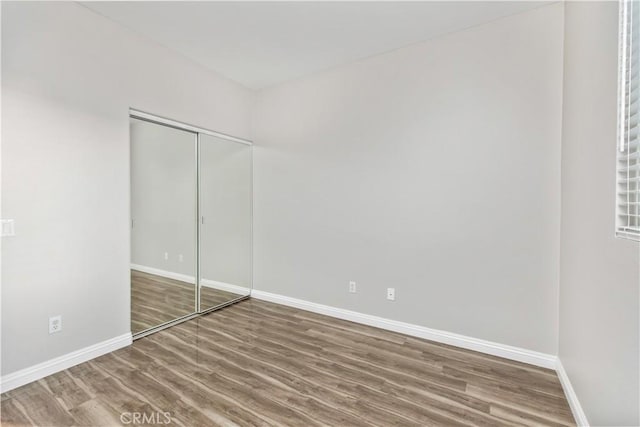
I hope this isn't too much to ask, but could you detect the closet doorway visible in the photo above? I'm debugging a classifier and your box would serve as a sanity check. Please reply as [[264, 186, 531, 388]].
[[129, 109, 252, 338]]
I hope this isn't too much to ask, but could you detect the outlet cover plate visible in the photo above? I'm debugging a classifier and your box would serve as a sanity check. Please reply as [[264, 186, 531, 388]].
[[387, 288, 395, 301], [49, 315, 62, 334]]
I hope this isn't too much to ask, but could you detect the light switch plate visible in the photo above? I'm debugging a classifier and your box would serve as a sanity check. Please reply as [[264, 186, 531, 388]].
[[1, 219, 15, 237]]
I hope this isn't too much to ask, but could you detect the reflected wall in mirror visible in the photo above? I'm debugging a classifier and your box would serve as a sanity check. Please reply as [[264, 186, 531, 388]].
[[130, 117, 197, 334], [199, 134, 252, 311]]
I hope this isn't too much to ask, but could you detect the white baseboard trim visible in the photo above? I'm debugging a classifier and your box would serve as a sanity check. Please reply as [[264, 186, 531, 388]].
[[556, 359, 589, 426], [131, 263, 195, 284], [0, 333, 132, 393], [200, 279, 250, 295], [131, 264, 248, 295], [251, 290, 557, 369]]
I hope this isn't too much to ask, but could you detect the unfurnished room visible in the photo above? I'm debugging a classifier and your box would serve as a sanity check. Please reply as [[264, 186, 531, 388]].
[[0, 1, 639, 426]]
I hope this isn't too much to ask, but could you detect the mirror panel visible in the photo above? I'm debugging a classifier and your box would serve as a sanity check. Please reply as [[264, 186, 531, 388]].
[[130, 117, 197, 334], [199, 134, 252, 311]]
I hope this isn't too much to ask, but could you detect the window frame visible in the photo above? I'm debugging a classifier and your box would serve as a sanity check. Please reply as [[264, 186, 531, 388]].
[[616, 0, 640, 241]]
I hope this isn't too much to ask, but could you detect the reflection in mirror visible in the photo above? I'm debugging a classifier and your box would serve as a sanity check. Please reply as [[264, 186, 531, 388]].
[[130, 118, 197, 334], [199, 134, 252, 311]]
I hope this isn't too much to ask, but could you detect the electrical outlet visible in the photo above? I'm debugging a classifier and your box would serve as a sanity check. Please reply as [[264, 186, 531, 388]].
[[349, 281, 357, 293], [387, 288, 395, 301], [164, 252, 169, 261], [49, 315, 62, 334], [1, 219, 15, 237]]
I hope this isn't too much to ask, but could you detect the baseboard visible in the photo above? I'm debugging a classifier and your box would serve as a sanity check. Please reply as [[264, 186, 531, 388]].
[[0, 333, 132, 393], [556, 359, 590, 426], [251, 290, 557, 369], [200, 279, 250, 295], [131, 264, 248, 294], [131, 263, 195, 284]]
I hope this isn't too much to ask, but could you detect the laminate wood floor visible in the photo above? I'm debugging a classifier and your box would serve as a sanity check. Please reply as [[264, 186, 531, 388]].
[[131, 270, 243, 334], [2, 299, 575, 427]]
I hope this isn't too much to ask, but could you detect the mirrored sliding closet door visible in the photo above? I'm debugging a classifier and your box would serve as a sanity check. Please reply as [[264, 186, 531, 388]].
[[130, 117, 198, 335], [130, 111, 252, 337], [199, 134, 252, 311]]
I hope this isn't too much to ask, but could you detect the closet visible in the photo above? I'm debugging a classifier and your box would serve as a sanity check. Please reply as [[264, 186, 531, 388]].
[[129, 109, 252, 337]]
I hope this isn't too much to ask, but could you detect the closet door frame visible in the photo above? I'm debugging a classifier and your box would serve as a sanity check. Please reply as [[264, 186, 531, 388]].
[[130, 108, 253, 340]]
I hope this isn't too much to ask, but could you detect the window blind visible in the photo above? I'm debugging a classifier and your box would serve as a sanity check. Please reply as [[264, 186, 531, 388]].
[[617, 0, 640, 239]]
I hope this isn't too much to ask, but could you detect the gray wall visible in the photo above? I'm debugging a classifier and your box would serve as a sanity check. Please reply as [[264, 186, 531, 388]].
[[559, 2, 640, 425], [252, 3, 564, 354], [1, 1, 253, 375]]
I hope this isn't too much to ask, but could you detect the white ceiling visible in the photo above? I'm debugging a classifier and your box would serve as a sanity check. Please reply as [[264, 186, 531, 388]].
[[83, 1, 548, 90]]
